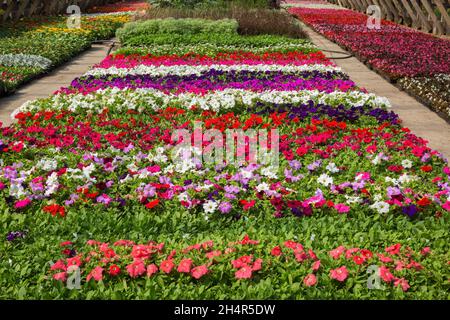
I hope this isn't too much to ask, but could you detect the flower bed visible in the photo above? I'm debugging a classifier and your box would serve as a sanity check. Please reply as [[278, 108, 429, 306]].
[[1, 17, 449, 299], [0, 12, 137, 96], [288, 6, 450, 120]]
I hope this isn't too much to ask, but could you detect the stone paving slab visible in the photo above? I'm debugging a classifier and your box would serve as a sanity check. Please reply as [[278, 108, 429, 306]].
[[0, 43, 112, 126]]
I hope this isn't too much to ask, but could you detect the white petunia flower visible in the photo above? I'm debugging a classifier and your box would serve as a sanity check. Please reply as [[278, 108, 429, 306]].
[[317, 173, 333, 186], [203, 201, 217, 214]]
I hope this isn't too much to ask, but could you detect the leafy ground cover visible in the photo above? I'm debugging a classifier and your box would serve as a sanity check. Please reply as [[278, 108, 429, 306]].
[[0, 13, 449, 300], [288, 5, 450, 121]]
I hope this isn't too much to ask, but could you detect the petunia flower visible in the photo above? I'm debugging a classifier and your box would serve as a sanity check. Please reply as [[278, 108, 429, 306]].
[[303, 274, 317, 287], [330, 266, 348, 282]]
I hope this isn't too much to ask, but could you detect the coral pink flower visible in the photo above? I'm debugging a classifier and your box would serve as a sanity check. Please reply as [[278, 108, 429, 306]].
[[231, 255, 253, 269], [377, 253, 393, 263], [394, 278, 410, 292], [177, 258, 193, 273], [329, 246, 345, 259], [420, 247, 431, 256], [252, 258, 263, 271], [235, 266, 253, 279], [271, 246, 283, 256], [60, 241, 73, 247], [66, 256, 82, 267], [126, 259, 146, 278], [146, 264, 158, 277], [87, 266, 104, 282], [385, 243, 401, 255], [345, 248, 359, 259], [191, 265, 209, 279], [379, 266, 394, 283], [205, 250, 222, 259], [303, 274, 317, 287], [330, 266, 349, 282], [51, 259, 67, 271], [308, 249, 317, 260], [53, 272, 67, 282], [312, 260, 321, 272], [160, 259, 175, 274], [131, 245, 151, 260]]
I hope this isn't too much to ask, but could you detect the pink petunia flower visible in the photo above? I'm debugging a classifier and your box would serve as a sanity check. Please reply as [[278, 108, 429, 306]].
[[15, 198, 31, 209], [252, 258, 263, 271], [420, 247, 431, 256], [235, 266, 253, 279], [126, 259, 146, 278], [312, 260, 321, 272], [191, 265, 209, 279], [379, 266, 395, 283], [146, 264, 158, 277], [330, 266, 349, 282], [394, 278, 410, 292], [51, 259, 67, 272], [87, 266, 103, 282], [271, 246, 283, 256], [303, 274, 317, 287], [329, 246, 345, 259], [160, 259, 175, 274], [334, 203, 350, 213], [53, 272, 67, 282], [177, 258, 193, 273]]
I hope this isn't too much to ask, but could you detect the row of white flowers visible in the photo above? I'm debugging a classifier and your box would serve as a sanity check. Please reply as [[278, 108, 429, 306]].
[[15, 88, 391, 116], [0, 54, 52, 69], [83, 64, 343, 77]]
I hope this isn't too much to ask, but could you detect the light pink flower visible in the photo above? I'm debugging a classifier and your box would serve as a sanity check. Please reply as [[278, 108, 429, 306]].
[[126, 259, 146, 278], [330, 266, 349, 282], [177, 258, 193, 273], [191, 265, 209, 279], [235, 266, 253, 279], [87, 266, 103, 282], [160, 259, 174, 274], [394, 278, 410, 292], [53, 272, 67, 282], [303, 274, 317, 287], [329, 246, 345, 259], [379, 266, 394, 283], [146, 264, 158, 277], [312, 260, 321, 272]]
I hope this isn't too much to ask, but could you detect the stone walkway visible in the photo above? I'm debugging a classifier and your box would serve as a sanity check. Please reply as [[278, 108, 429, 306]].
[[0, 42, 112, 126], [284, 2, 450, 160]]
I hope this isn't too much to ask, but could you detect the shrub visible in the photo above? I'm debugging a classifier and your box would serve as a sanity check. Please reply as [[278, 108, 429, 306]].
[[140, 7, 306, 38]]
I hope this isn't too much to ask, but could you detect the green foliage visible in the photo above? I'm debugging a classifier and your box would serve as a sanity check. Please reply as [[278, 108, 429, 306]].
[[120, 32, 311, 48], [116, 18, 238, 42]]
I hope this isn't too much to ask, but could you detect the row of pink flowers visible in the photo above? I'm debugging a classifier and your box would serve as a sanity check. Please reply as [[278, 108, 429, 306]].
[[94, 51, 334, 69], [49, 235, 435, 292]]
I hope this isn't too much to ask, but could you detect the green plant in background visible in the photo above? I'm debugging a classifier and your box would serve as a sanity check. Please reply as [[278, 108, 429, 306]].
[[148, 0, 271, 9], [116, 18, 238, 41]]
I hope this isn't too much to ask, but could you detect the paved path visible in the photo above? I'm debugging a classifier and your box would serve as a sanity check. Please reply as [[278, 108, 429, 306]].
[[284, 2, 450, 160], [0, 43, 112, 126]]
